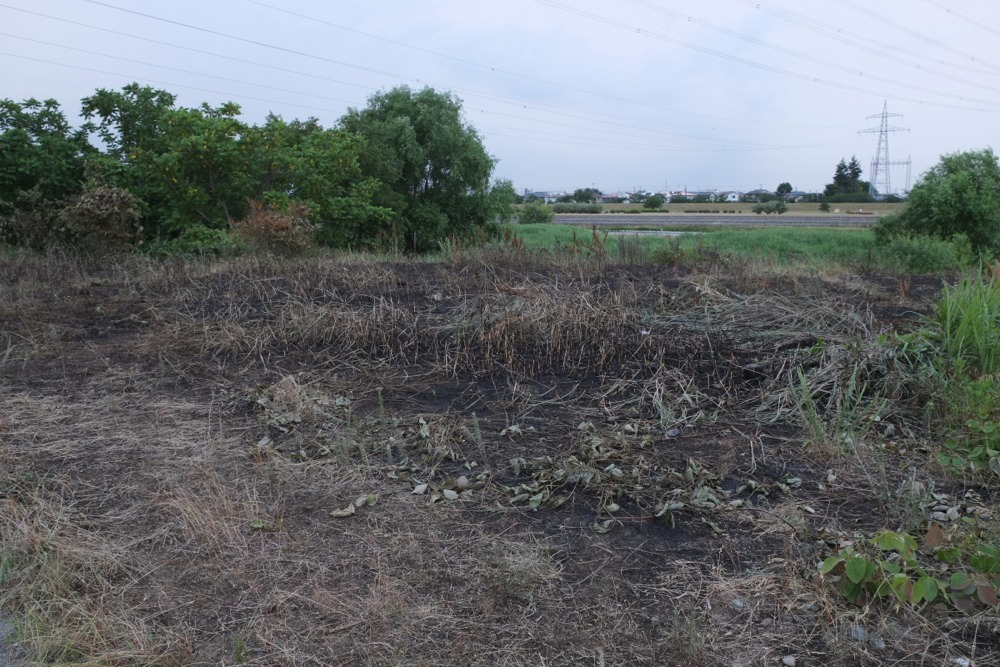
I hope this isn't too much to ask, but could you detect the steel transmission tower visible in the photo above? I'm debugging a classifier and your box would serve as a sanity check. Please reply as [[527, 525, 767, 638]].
[[861, 101, 911, 199]]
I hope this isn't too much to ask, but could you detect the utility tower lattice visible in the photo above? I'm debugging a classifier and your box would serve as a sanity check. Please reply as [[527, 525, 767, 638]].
[[861, 101, 911, 199]]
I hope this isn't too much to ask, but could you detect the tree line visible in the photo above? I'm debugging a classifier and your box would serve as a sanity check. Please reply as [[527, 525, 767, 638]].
[[0, 83, 516, 253]]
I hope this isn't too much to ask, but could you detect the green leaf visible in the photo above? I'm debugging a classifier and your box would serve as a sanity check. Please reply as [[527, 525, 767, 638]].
[[846, 557, 871, 585], [820, 556, 844, 574], [913, 576, 939, 604]]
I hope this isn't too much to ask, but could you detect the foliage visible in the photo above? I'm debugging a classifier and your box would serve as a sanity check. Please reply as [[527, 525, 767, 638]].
[[230, 200, 316, 255], [339, 86, 498, 252], [517, 201, 554, 225], [57, 180, 142, 250], [571, 187, 602, 203], [752, 201, 788, 215], [0, 185, 65, 250], [874, 148, 1000, 258], [669, 194, 689, 204], [644, 194, 665, 210], [819, 526, 999, 611], [551, 203, 601, 214], [776, 182, 793, 197], [896, 273, 1000, 474], [824, 155, 871, 201], [0, 97, 93, 207], [819, 201, 831, 212]]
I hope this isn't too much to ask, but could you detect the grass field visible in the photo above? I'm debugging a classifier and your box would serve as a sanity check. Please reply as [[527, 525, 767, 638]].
[[0, 246, 997, 665], [505, 223, 970, 274], [527, 201, 907, 216]]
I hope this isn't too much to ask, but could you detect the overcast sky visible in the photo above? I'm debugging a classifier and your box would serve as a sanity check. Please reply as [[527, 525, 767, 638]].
[[3, 0, 999, 195]]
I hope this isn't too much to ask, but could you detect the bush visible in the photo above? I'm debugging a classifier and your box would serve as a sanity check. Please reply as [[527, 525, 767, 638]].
[[877, 148, 1000, 258], [58, 183, 142, 250], [752, 201, 788, 215], [0, 186, 62, 250], [517, 201, 554, 224], [153, 225, 235, 255], [551, 203, 602, 214], [231, 200, 316, 255], [819, 202, 831, 212]]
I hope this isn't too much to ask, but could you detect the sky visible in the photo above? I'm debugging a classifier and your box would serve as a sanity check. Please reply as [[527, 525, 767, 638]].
[[3, 0, 999, 196]]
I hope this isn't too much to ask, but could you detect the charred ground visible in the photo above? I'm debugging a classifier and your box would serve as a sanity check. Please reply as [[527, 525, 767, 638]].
[[0, 252, 996, 666]]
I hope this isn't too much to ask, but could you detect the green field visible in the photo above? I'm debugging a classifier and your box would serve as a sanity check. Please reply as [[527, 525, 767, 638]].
[[504, 223, 968, 273], [526, 201, 907, 216]]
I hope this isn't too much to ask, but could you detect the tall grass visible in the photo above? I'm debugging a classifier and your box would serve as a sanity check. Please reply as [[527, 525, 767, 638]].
[[936, 274, 1000, 375]]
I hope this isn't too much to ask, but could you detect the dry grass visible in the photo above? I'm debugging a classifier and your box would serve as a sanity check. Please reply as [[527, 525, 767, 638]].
[[0, 251, 993, 665]]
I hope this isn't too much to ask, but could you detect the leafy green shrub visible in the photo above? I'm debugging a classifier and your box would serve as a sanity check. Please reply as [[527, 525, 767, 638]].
[[752, 201, 788, 215], [551, 203, 601, 214], [876, 148, 1000, 258], [517, 201, 554, 225], [819, 201, 831, 212], [819, 526, 999, 611], [153, 224, 235, 255], [876, 235, 970, 273]]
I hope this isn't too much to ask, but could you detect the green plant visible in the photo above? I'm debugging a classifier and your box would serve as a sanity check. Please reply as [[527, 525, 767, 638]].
[[819, 526, 1000, 612], [551, 203, 602, 214], [517, 201, 554, 225], [751, 201, 788, 215], [875, 148, 1000, 258]]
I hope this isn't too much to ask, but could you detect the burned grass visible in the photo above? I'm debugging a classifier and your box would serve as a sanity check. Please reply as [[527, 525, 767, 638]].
[[0, 252, 995, 665]]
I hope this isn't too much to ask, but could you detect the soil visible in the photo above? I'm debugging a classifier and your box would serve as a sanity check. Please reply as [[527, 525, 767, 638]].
[[0, 254, 996, 666]]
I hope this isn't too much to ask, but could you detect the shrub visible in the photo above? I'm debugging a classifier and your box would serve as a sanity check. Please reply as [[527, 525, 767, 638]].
[[819, 201, 831, 212], [231, 200, 316, 255], [153, 224, 235, 255], [58, 183, 142, 250], [0, 186, 62, 250], [517, 201, 554, 224], [752, 201, 788, 215]]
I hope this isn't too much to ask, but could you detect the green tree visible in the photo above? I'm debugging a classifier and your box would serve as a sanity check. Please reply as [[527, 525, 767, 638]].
[[776, 182, 793, 197], [824, 155, 871, 201], [875, 148, 1000, 257], [339, 86, 497, 252], [0, 97, 93, 207], [644, 193, 665, 210], [572, 188, 602, 204]]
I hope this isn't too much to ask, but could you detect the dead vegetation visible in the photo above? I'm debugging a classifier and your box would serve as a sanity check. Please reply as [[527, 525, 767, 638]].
[[0, 250, 996, 665]]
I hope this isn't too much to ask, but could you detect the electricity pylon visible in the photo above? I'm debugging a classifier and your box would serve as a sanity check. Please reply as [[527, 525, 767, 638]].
[[861, 101, 911, 199]]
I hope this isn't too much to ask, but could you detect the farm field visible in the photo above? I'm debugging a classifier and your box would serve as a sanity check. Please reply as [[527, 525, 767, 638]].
[[0, 249, 997, 666]]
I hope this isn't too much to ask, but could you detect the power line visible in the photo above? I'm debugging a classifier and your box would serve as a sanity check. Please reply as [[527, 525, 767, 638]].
[[737, 0, 1000, 77], [627, 0, 1000, 95], [833, 0, 1000, 71], [534, 0, 1000, 111], [63, 0, 860, 132], [2, 1, 862, 150], [919, 0, 1000, 40], [0, 51, 359, 114]]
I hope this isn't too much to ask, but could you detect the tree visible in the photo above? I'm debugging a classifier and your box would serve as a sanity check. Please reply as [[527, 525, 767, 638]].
[[339, 86, 498, 252], [824, 155, 871, 201], [874, 148, 1000, 257], [0, 97, 93, 207], [572, 188, 602, 204], [644, 194, 665, 210], [776, 182, 793, 197]]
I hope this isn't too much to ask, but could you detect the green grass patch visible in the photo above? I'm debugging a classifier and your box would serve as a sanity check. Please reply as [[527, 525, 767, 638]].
[[504, 224, 966, 273]]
